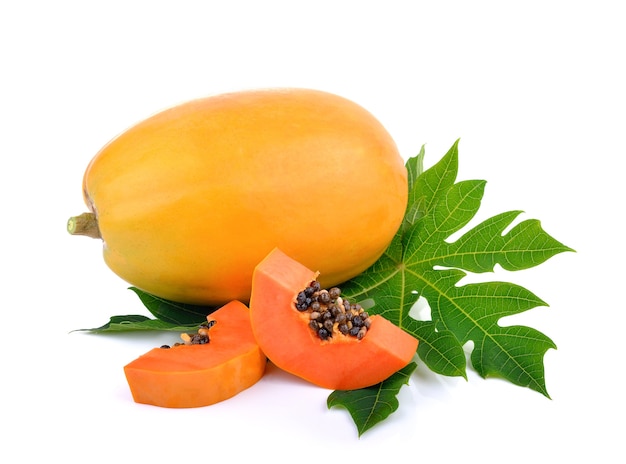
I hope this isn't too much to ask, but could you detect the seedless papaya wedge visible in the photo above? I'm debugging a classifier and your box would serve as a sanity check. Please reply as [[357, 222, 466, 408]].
[[67, 88, 408, 305], [124, 300, 266, 408], [249, 248, 418, 390]]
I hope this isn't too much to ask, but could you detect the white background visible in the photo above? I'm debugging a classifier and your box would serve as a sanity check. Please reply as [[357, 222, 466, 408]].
[[1, 1, 623, 462]]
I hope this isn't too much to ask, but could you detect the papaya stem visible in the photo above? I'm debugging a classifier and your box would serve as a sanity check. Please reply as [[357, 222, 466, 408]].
[[67, 212, 101, 239]]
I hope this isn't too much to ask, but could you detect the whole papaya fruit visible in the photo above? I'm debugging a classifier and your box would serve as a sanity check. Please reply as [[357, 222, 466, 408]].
[[68, 88, 407, 305]]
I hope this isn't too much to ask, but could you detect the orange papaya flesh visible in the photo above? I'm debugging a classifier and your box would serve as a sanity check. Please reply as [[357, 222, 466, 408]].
[[249, 248, 418, 391], [123, 300, 266, 408]]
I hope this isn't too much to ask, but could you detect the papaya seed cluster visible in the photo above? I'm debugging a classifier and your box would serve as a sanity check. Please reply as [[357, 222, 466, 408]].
[[160, 320, 217, 348], [295, 281, 371, 340]]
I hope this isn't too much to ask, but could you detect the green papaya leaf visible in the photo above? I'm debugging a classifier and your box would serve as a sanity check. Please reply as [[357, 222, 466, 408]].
[[341, 140, 574, 397], [405, 319, 467, 378], [128, 287, 216, 325], [73, 314, 200, 333], [327, 362, 417, 437]]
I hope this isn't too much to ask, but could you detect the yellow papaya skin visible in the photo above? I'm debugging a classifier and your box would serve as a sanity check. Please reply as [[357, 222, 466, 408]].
[[71, 88, 408, 305]]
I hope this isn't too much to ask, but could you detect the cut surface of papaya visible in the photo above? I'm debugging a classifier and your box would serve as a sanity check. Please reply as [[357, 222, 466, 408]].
[[124, 300, 266, 408], [249, 248, 418, 391]]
